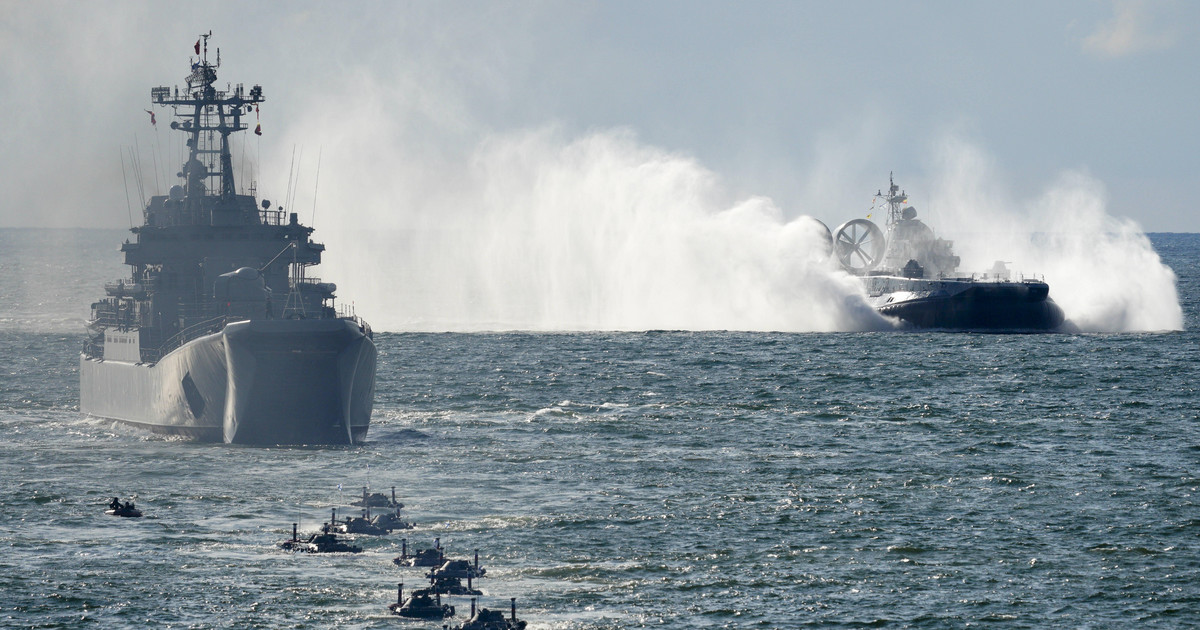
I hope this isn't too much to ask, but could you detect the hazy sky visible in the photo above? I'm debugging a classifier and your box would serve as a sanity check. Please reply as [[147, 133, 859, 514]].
[[2, 0, 1197, 231]]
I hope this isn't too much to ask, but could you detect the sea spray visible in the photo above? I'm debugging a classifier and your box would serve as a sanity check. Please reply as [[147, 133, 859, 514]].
[[924, 137, 1182, 332], [317, 127, 887, 332]]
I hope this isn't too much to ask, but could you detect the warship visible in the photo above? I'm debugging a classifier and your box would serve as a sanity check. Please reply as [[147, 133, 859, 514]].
[[831, 175, 1065, 331], [80, 33, 376, 444]]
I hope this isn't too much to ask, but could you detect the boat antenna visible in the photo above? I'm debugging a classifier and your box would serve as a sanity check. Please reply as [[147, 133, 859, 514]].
[[127, 145, 146, 208], [310, 147, 322, 226], [120, 150, 134, 229], [239, 133, 247, 194], [201, 30, 212, 63], [884, 171, 907, 227], [284, 145, 297, 211], [288, 147, 304, 213]]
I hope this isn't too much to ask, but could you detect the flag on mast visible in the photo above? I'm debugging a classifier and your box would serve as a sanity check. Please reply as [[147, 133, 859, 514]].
[[144, 110, 156, 126]]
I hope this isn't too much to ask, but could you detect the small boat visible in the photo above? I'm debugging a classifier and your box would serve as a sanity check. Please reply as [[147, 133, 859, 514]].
[[279, 533, 362, 554], [350, 486, 403, 509], [278, 523, 362, 553], [428, 554, 486, 580], [429, 575, 483, 596], [370, 510, 412, 532], [388, 583, 454, 620], [104, 498, 142, 518], [394, 538, 445, 567], [323, 507, 388, 536], [455, 598, 527, 630], [331, 515, 388, 536], [104, 505, 143, 518]]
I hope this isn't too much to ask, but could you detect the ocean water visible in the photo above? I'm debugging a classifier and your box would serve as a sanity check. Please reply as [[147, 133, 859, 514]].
[[1, 229, 1198, 628]]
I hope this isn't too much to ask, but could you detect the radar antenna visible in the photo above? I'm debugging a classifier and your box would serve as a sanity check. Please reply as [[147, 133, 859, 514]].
[[877, 171, 909, 227], [151, 31, 264, 209]]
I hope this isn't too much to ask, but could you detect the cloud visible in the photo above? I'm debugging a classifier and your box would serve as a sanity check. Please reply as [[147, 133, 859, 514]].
[[1082, 0, 1179, 57]]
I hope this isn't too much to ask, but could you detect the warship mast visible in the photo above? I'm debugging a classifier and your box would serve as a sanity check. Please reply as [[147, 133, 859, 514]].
[[878, 172, 908, 228], [150, 31, 264, 212]]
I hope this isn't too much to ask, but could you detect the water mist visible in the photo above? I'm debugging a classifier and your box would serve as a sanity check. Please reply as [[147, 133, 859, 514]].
[[924, 138, 1182, 333], [317, 127, 886, 332]]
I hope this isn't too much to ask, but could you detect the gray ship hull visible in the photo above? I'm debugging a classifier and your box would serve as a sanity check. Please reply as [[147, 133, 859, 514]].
[[80, 319, 376, 445], [865, 275, 1065, 331]]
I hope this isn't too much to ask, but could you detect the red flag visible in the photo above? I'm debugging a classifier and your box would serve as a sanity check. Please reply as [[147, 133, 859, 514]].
[[194, 39, 200, 55], [144, 109, 156, 126], [254, 123, 262, 136]]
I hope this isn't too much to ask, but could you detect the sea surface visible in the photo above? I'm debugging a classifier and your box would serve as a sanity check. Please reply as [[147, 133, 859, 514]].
[[1, 229, 1198, 629]]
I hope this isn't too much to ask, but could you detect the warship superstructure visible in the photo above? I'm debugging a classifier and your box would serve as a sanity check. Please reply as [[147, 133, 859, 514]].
[[832, 175, 1065, 330], [80, 34, 376, 444]]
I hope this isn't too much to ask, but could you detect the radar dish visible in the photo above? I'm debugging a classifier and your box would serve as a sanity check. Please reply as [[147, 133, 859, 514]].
[[833, 219, 885, 273]]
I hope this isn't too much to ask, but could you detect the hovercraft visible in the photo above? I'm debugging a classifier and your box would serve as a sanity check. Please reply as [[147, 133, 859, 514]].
[[830, 173, 1065, 331]]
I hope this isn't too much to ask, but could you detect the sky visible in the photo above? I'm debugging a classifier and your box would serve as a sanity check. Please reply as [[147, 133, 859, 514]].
[[1, 0, 1197, 233]]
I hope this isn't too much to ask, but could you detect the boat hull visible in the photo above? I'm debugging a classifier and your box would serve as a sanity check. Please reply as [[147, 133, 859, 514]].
[[80, 319, 376, 445], [865, 276, 1065, 331]]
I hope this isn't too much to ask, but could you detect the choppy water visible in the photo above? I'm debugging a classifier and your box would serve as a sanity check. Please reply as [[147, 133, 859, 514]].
[[2, 229, 1198, 628]]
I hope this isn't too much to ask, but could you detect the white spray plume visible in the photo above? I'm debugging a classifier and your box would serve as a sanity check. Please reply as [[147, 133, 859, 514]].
[[312, 124, 886, 332], [925, 136, 1182, 332]]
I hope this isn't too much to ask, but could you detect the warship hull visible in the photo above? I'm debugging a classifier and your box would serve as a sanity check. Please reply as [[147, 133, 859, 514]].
[[80, 319, 376, 444], [865, 276, 1065, 331]]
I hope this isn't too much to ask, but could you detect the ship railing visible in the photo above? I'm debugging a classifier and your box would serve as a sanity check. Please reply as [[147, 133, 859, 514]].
[[88, 313, 120, 328], [82, 339, 104, 359], [280, 304, 327, 319], [88, 308, 145, 331], [938, 272, 1047, 283], [335, 303, 372, 337], [142, 315, 230, 363], [104, 278, 156, 295], [176, 301, 223, 321], [260, 209, 287, 226]]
